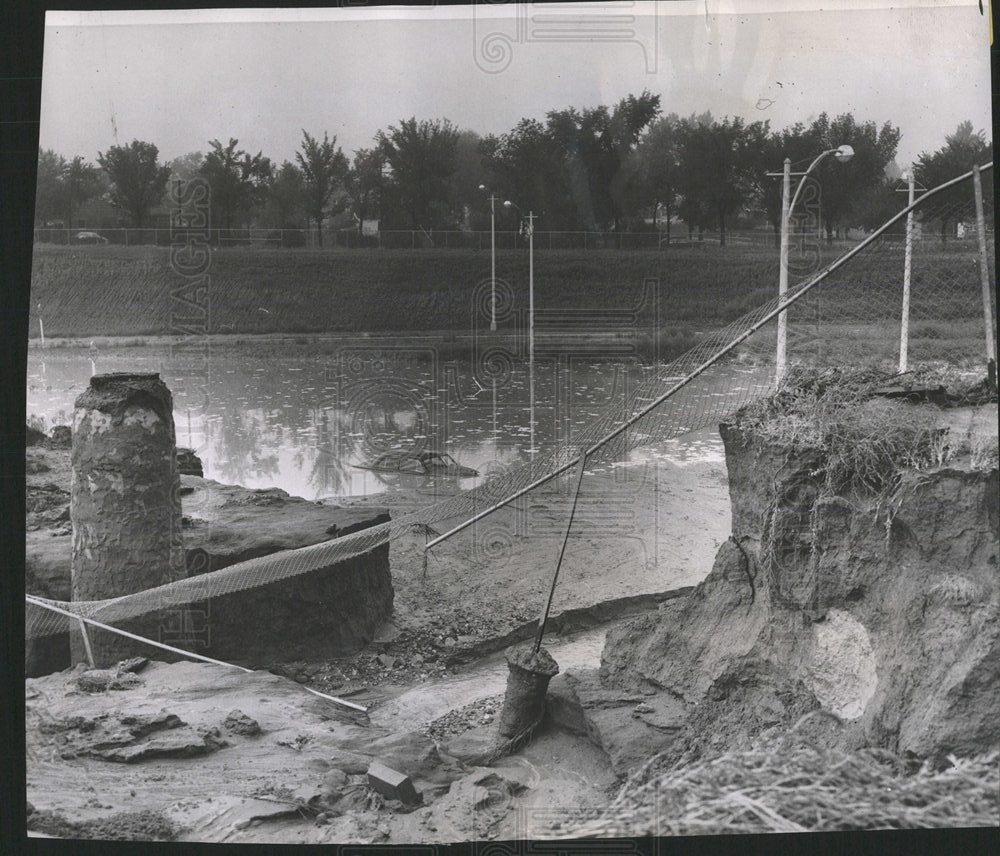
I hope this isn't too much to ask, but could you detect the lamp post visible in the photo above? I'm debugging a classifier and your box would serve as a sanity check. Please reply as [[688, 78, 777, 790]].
[[774, 144, 854, 382], [504, 200, 536, 457], [479, 184, 498, 331]]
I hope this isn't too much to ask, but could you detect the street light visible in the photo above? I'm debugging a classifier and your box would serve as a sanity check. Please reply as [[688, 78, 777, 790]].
[[504, 199, 537, 457], [478, 184, 498, 331], [775, 144, 854, 382]]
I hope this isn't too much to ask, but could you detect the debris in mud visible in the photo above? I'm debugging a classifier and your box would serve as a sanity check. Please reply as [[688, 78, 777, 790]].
[[76, 670, 143, 693], [38, 707, 229, 763], [367, 761, 422, 805], [321, 768, 350, 802], [27, 808, 180, 841], [75, 657, 150, 692], [425, 695, 503, 741], [223, 709, 262, 736], [277, 734, 311, 752], [26, 483, 70, 515]]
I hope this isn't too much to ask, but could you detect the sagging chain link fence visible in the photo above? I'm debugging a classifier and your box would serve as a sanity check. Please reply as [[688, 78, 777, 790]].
[[25, 163, 996, 654]]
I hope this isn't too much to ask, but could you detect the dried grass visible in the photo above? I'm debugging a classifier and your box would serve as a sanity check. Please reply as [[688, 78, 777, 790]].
[[572, 745, 999, 837], [736, 368, 958, 497]]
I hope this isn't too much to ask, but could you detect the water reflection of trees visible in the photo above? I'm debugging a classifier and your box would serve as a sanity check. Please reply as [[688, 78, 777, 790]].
[[212, 407, 281, 486], [131, 348, 666, 499], [308, 407, 357, 497]]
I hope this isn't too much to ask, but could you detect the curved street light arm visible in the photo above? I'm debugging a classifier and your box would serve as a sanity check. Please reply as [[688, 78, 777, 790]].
[[788, 145, 854, 217], [788, 149, 834, 217]]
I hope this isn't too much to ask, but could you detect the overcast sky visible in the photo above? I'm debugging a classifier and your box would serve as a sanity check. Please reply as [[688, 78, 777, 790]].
[[38, 1, 992, 171]]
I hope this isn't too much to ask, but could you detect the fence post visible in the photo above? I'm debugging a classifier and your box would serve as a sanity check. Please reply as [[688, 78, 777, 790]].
[[776, 158, 791, 383], [899, 170, 915, 372], [77, 617, 96, 668], [972, 165, 997, 371]]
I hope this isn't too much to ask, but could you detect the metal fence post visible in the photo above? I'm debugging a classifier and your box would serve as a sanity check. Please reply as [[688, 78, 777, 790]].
[[972, 165, 997, 368], [776, 158, 791, 383], [899, 170, 915, 372]]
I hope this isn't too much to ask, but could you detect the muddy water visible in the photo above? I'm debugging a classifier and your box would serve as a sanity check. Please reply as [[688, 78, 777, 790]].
[[26, 341, 758, 501], [370, 629, 607, 731]]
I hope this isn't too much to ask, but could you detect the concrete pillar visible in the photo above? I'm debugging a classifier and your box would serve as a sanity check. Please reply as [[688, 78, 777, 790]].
[[70, 373, 184, 666], [497, 643, 559, 741]]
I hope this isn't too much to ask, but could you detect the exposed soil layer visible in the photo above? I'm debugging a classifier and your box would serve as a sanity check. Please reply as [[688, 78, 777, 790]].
[[594, 396, 998, 767]]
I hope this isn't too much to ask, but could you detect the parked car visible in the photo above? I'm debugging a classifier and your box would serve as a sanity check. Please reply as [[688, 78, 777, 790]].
[[74, 231, 108, 245], [355, 450, 479, 478]]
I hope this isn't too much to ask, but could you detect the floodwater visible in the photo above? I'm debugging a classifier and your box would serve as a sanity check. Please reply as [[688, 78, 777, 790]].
[[25, 339, 765, 501]]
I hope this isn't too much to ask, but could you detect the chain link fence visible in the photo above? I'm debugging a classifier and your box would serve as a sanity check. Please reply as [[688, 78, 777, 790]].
[[33, 225, 855, 252]]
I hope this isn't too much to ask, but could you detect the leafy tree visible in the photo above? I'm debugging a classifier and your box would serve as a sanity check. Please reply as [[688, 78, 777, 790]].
[[480, 118, 574, 227], [809, 112, 900, 240], [199, 138, 273, 230], [675, 115, 769, 245], [347, 147, 385, 226], [623, 114, 683, 241], [261, 161, 306, 230], [449, 130, 487, 228], [545, 90, 661, 230], [168, 151, 205, 182], [914, 121, 993, 241], [35, 148, 68, 226], [295, 130, 349, 246], [376, 117, 460, 229], [62, 157, 103, 226], [853, 173, 907, 233], [97, 140, 172, 228], [35, 149, 104, 227]]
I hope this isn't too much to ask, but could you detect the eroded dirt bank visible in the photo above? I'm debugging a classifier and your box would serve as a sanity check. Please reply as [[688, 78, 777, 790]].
[[585, 382, 998, 774]]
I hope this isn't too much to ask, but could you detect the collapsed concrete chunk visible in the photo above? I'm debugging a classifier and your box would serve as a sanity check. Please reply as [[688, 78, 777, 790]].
[[366, 761, 422, 805], [223, 710, 262, 736]]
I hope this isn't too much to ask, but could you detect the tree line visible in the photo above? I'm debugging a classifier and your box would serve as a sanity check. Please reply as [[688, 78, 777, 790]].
[[34, 91, 991, 246]]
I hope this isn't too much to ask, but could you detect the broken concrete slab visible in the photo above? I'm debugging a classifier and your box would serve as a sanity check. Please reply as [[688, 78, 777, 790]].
[[367, 761, 422, 805]]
